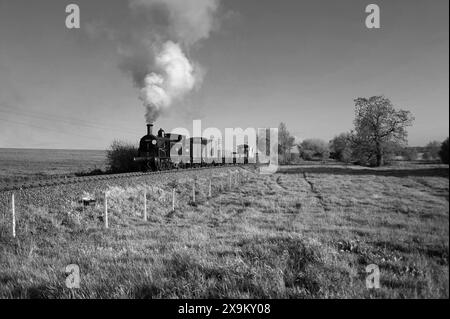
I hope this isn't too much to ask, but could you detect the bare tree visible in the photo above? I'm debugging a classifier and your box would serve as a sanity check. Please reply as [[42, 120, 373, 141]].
[[352, 96, 414, 167]]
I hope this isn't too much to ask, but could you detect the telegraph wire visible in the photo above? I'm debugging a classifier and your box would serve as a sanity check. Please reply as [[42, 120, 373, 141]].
[[0, 118, 103, 140], [0, 104, 142, 135]]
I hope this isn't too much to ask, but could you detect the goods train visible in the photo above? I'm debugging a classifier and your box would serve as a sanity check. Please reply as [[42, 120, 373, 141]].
[[134, 124, 252, 171]]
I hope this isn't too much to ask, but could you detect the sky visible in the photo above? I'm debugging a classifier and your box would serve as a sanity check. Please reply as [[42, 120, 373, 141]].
[[0, 0, 448, 149]]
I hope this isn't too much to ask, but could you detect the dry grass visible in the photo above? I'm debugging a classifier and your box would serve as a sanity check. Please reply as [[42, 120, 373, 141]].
[[0, 165, 448, 298]]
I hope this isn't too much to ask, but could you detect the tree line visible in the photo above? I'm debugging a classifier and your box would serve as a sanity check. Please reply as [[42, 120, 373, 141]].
[[277, 95, 449, 167]]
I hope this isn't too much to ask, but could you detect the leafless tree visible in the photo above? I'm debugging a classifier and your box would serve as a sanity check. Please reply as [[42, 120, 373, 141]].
[[352, 96, 414, 167]]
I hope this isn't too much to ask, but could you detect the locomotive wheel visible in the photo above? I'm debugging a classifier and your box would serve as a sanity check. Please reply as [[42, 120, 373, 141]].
[[145, 161, 152, 171], [146, 159, 158, 171]]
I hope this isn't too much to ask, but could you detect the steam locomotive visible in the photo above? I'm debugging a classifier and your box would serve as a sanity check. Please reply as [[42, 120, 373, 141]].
[[134, 124, 251, 171]]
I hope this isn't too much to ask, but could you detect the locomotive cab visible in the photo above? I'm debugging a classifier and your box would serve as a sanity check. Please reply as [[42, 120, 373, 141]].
[[158, 128, 165, 137]]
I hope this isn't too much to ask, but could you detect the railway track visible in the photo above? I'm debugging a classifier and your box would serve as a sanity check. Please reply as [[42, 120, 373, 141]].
[[0, 164, 253, 193]]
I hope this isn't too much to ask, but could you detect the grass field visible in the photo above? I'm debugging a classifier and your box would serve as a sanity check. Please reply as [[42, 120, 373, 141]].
[[0, 164, 448, 298]]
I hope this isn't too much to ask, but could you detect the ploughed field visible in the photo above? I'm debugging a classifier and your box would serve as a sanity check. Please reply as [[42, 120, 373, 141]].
[[0, 164, 448, 298], [0, 148, 107, 185]]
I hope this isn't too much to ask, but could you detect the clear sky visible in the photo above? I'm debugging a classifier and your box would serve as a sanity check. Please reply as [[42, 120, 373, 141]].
[[0, 0, 448, 149]]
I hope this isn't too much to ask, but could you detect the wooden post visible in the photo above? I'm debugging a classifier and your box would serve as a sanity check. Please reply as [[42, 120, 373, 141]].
[[192, 181, 196, 203], [172, 188, 175, 211], [11, 193, 16, 238], [229, 172, 232, 190], [143, 190, 147, 221], [208, 179, 212, 198], [104, 192, 109, 229]]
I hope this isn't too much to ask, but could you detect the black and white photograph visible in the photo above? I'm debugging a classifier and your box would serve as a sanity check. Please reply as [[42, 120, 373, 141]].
[[0, 0, 448, 305]]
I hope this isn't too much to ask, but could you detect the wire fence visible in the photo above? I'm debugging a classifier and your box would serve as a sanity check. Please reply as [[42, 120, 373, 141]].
[[1, 169, 253, 238]]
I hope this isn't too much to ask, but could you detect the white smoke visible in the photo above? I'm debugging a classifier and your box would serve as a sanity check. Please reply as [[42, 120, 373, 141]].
[[139, 41, 198, 122], [116, 0, 220, 123]]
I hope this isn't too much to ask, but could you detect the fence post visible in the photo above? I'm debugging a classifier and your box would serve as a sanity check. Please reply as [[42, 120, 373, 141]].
[[11, 193, 16, 238], [172, 188, 175, 211], [143, 190, 147, 221], [229, 172, 232, 190], [192, 180, 196, 203], [208, 179, 212, 198], [104, 192, 109, 229]]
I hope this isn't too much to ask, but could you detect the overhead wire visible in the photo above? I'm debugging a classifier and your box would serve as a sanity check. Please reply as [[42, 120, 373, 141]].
[[0, 117, 100, 140], [0, 104, 142, 135]]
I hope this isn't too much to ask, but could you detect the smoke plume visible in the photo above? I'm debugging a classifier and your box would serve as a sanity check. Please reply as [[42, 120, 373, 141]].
[[116, 0, 220, 123]]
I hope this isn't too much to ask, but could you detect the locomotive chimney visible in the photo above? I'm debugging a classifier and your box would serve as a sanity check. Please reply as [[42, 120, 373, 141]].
[[147, 123, 153, 135]]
